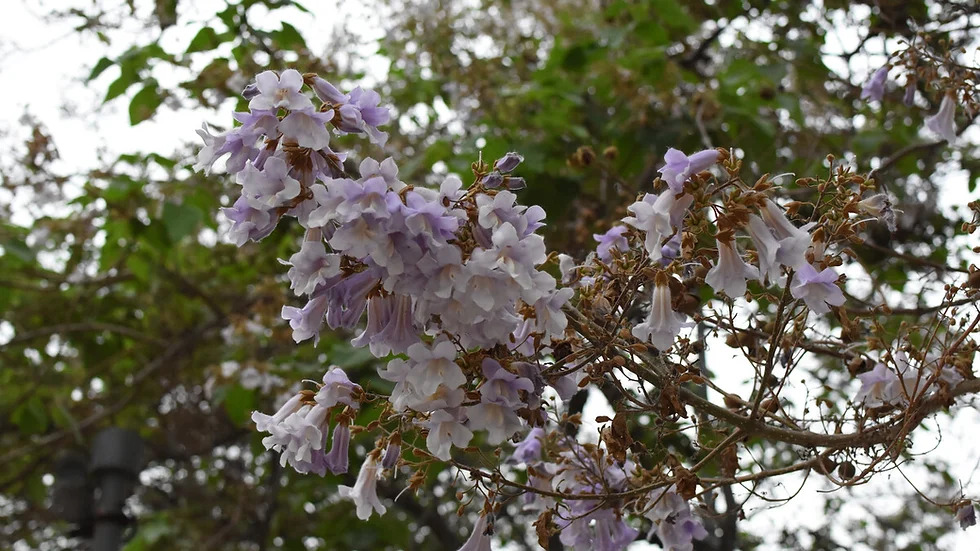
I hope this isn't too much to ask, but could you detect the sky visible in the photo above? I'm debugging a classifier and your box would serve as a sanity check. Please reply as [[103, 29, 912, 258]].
[[1, 0, 978, 549]]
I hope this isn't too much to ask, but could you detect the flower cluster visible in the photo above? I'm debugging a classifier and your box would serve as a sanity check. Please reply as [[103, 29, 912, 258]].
[[199, 69, 975, 551]]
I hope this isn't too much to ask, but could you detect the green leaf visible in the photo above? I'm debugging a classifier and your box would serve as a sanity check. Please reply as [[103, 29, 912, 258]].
[[105, 71, 138, 103], [220, 384, 257, 426], [186, 26, 221, 53], [129, 81, 164, 125], [275, 22, 307, 51], [88, 57, 114, 81], [126, 254, 152, 281], [161, 201, 202, 243], [12, 395, 48, 435]]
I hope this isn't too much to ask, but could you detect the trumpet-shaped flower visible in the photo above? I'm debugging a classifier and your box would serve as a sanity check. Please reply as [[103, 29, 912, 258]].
[[758, 200, 812, 269], [458, 514, 493, 551], [622, 192, 692, 262], [790, 263, 845, 314], [659, 148, 720, 193], [632, 274, 688, 351], [338, 453, 387, 520], [421, 409, 473, 460], [855, 363, 903, 408], [315, 366, 361, 409], [860, 66, 888, 102], [704, 239, 759, 298], [925, 93, 958, 144]]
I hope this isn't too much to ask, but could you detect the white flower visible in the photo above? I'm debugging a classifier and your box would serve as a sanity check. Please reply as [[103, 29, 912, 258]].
[[759, 199, 812, 269], [855, 363, 903, 408], [249, 69, 313, 111], [458, 514, 493, 551], [705, 239, 759, 298], [745, 214, 780, 283], [632, 275, 688, 351], [466, 402, 525, 445], [403, 338, 466, 397], [790, 263, 845, 314], [279, 108, 332, 150], [421, 409, 473, 460], [338, 453, 387, 520], [622, 192, 692, 262], [925, 93, 957, 144]]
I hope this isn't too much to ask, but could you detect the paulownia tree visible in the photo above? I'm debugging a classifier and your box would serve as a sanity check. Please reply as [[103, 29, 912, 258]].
[[2, 1, 979, 550]]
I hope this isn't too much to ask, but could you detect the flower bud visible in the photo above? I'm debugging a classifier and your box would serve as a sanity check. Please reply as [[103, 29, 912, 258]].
[[483, 171, 504, 188], [242, 82, 259, 100], [504, 176, 526, 190], [494, 152, 524, 173]]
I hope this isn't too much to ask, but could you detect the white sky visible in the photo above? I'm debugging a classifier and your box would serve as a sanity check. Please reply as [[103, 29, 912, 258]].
[[1, 0, 978, 549]]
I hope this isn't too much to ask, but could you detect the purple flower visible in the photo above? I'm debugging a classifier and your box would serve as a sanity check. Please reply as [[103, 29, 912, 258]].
[[233, 109, 279, 137], [705, 238, 759, 298], [857, 193, 898, 232], [251, 394, 304, 434], [323, 269, 380, 330], [957, 503, 976, 530], [644, 487, 708, 551], [312, 76, 347, 104], [238, 157, 301, 210], [509, 427, 545, 464], [381, 439, 401, 469], [324, 421, 351, 474], [592, 509, 639, 551], [402, 337, 466, 397], [221, 194, 278, 246], [482, 171, 504, 189], [661, 232, 682, 264], [249, 69, 313, 111], [659, 148, 720, 193], [280, 108, 333, 150], [504, 176, 526, 190], [315, 366, 362, 409], [193, 123, 227, 174], [903, 80, 916, 106], [860, 66, 889, 102], [401, 190, 461, 240], [594, 226, 629, 261], [281, 239, 342, 296], [479, 358, 534, 408], [350, 294, 420, 357], [281, 295, 328, 344], [312, 77, 390, 146], [466, 400, 525, 445], [790, 263, 845, 314], [925, 93, 957, 144], [195, 124, 261, 175], [855, 363, 902, 408]]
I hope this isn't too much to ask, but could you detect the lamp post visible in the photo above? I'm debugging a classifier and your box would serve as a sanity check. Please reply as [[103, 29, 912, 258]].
[[51, 427, 144, 551]]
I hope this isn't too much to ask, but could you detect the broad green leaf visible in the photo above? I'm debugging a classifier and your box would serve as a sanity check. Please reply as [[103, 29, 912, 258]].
[[186, 26, 222, 53], [161, 201, 203, 243], [87, 57, 113, 81], [129, 81, 164, 125], [221, 384, 257, 426]]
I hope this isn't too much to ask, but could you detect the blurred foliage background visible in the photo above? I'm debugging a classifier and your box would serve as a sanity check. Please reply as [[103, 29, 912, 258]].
[[1, 0, 978, 549]]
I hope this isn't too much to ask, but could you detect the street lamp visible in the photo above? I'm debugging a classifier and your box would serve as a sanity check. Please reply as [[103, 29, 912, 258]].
[[51, 427, 144, 551]]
